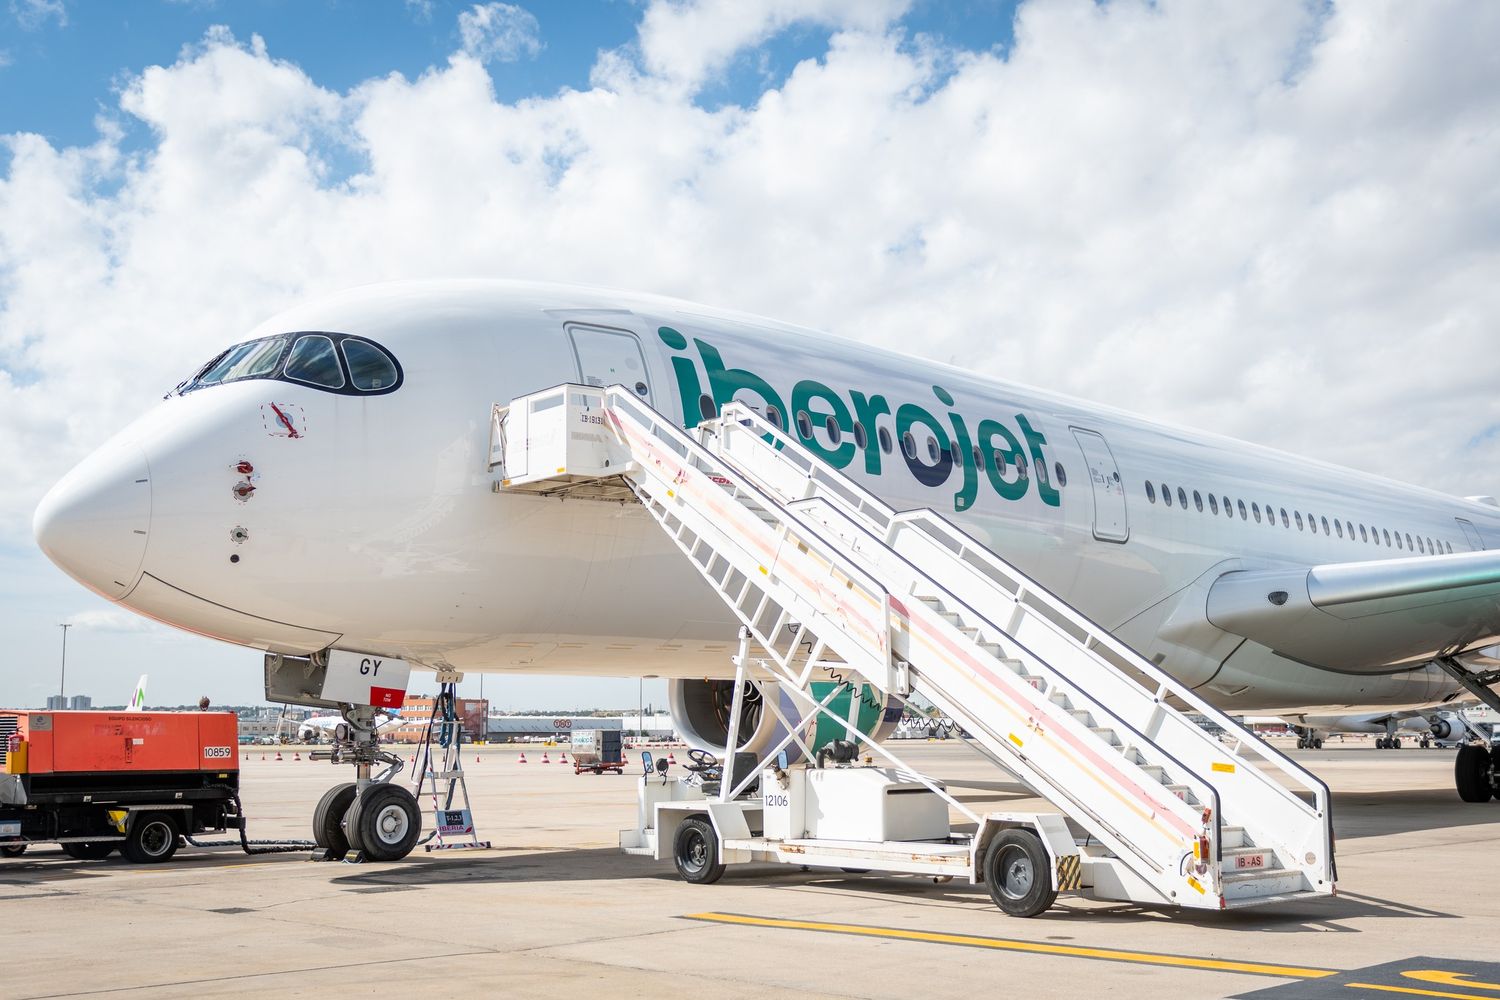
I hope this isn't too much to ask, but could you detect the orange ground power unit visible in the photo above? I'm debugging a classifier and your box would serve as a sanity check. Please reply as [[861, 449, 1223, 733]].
[[2, 711, 240, 775]]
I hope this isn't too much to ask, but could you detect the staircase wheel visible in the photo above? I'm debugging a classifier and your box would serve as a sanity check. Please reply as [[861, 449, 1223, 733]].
[[983, 829, 1058, 918], [1455, 744, 1494, 803], [672, 817, 726, 885]]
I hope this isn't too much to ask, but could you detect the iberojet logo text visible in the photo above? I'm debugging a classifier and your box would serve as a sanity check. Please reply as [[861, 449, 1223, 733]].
[[658, 328, 1059, 514]]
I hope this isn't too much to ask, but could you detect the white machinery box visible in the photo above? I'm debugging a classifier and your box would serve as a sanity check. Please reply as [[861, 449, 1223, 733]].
[[764, 766, 949, 843], [499, 386, 630, 487]]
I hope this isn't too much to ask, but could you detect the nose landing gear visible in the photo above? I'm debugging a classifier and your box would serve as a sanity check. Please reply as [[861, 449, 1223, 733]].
[[307, 703, 414, 862]]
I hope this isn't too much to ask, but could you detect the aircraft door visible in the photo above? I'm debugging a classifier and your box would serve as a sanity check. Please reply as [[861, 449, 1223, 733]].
[[567, 324, 653, 402], [1455, 517, 1486, 551], [1070, 427, 1128, 543]]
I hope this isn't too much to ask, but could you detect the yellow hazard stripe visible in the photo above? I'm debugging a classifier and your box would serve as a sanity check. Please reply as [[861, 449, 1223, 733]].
[[682, 913, 1338, 979]]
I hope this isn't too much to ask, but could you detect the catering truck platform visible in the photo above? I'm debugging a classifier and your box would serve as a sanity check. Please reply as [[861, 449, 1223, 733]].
[[0, 710, 243, 863]]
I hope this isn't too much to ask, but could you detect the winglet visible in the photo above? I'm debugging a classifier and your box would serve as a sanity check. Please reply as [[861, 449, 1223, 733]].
[[129, 675, 147, 711]]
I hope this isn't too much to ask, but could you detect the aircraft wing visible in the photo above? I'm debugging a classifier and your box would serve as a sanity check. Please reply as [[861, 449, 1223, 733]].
[[1205, 550, 1500, 671]]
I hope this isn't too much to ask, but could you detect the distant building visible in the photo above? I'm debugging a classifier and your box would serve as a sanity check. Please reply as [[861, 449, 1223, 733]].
[[386, 695, 490, 743], [68, 695, 91, 711], [45, 695, 66, 710]]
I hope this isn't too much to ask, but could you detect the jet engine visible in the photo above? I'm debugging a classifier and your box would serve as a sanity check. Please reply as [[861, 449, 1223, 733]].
[[1429, 713, 1467, 742], [667, 677, 900, 760]]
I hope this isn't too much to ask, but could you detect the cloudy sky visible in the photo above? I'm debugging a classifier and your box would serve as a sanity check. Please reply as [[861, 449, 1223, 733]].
[[1, 0, 1497, 709]]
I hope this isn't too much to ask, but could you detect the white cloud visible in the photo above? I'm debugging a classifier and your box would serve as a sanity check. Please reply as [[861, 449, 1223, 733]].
[[457, 2, 542, 64], [10, 0, 65, 30], [405, 0, 434, 23], [2, 0, 1500, 705], [633, 0, 911, 90]]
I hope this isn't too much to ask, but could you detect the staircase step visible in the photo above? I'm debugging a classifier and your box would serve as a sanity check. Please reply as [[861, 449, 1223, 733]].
[[1221, 826, 1247, 849], [1069, 709, 1093, 725], [1222, 868, 1307, 899], [1089, 727, 1119, 745]]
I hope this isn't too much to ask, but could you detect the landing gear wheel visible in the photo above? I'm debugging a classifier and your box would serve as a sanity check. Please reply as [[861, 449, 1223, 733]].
[[1313, 738, 1323, 749], [313, 782, 358, 859], [672, 817, 725, 885], [1455, 744, 1494, 803], [344, 784, 420, 862], [1393, 738, 1402, 749], [984, 829, 1058, 918], [122, 813, 179, 864], [62, 842, 115, 860], [1, 844, 26, 857]]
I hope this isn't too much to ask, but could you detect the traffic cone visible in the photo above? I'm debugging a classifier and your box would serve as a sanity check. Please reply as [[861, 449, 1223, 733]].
[[293, 752, 301, 761], [518, 752, 527, 763], [275, 751, 283, 761], [667, 752, 677, 764], [541, 752, 550, 764], [260, 754, 266, 761], [559, 752, 568, 763]]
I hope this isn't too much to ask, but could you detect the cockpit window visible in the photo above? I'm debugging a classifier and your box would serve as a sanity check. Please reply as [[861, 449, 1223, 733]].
[[173, 331, 403, 397], [341, 339, 398, 391], [197, 336, 289, 386], [284, 335, 345, 389]]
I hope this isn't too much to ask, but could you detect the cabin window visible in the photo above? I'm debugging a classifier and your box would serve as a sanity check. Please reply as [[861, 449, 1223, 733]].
[[1252, 502, 1261, 522], [1280, 507, 1289, 529], [853, 422, 868, 451], [1146, 482, 1156, 503], [927, 436, 941, 463], [1295, 511, 1304, 531], [1334, 519, 1343, 538], [1209, 494, 1219, 515], [1164, 485, 1174, 508], [1410, 534, 1418, 552], [1383, 529, 1391, 546], [1177, 487, 1188, 509], [1054, 462, 1066, 487], [1222, 496, 1232, 517], [698, 394, 716, 422], [796, 411, 813, 439], [766, 405, 783, 430], [878, 426, 893, 454], [1322, 516, 1330, 535], [1238, 499, 1247, 520], [973, 445, 984, 469], [1193, 490, 1203, 512], [902, 432, 917, 459], [994, 450, 1008, 474], [1359, 525, 1368, 542], [284, 335, 345, 389], [825, 414, 842, 445]]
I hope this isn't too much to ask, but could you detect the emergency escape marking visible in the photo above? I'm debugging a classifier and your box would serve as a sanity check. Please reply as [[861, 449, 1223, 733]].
[[260, 402, 306, 439]]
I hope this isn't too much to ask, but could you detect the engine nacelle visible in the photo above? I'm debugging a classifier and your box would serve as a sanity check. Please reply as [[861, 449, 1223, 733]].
[[1429, 713, 1465, 741], [667, 678, 900, 761]]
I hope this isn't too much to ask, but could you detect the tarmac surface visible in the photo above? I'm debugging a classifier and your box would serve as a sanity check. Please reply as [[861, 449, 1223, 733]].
[[3, 737, 1499, 1000]]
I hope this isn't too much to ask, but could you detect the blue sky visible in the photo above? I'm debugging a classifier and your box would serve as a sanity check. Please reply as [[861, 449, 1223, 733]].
[[1, 1, 1022, 149]]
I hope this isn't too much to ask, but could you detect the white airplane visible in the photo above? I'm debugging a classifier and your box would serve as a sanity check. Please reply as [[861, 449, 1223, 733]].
[[296, 711, 400, 743], [31, 280, 1500, 811]]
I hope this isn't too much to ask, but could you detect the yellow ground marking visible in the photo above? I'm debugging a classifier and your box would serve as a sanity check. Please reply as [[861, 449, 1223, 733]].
[[1347, 985, 1498, 1000], [683, 913, 1337, 980], [1405, 972, 1500, 992]]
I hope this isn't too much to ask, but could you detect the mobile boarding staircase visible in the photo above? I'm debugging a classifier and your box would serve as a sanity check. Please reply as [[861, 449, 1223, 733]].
[[490, 384, 1335, 915]]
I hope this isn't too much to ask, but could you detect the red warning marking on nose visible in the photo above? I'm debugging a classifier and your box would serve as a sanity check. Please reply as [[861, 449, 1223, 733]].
[[369, 686, 405, 709]]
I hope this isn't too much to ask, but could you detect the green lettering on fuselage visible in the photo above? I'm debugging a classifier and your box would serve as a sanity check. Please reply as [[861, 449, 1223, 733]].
[[656, 330, 1053, 515]]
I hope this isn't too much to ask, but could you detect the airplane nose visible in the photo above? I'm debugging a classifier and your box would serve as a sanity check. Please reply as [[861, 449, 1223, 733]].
[[34, 442, 151, 600]]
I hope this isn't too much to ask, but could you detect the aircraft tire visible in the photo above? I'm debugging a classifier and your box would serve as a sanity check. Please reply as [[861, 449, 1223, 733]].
[[313, 782, 358, 858], [1313, 738, 1323, 749], [1393, 738, 1402, 749], [1455, 745, 1494, 803], [1, 844, 27, 857], [345, 784, 420, 862], [672, 817, 726, 885], [983, 829, 1058, 918]]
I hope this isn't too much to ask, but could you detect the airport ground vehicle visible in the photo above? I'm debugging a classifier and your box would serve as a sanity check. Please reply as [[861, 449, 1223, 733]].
[[511, 385, 1335, 916], [571, 729, 625, 775], [1, 710, 242, 863]]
